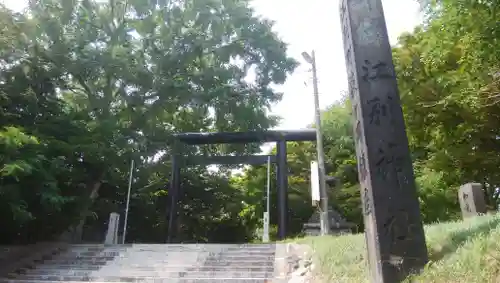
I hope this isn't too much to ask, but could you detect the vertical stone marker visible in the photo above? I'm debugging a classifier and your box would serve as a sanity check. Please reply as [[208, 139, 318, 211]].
[[339, 0, 428, 282], [459, 183, 487, 218]]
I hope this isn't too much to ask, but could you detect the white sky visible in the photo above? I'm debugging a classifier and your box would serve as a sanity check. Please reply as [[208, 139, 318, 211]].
[[2, 0, 422, 152]]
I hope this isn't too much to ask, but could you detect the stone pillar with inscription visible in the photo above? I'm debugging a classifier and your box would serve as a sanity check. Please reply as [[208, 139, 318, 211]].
[[458, 183, 487, 219], [339, 0, 428, 282]]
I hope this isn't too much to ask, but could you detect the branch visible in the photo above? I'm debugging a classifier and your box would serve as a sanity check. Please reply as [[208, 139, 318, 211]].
[[74, 75, 93, 98], [419, 101, 441, 108], [67, 85, 86, 94]]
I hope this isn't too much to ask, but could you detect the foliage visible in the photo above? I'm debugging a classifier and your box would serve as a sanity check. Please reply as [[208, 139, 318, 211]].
[[0, 0, 296, 244], [297, 214, 500, 283], [2, 0, 500, 244]]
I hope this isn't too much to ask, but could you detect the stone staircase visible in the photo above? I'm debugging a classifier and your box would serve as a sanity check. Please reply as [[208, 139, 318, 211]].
[[0, 243, 287, 283]]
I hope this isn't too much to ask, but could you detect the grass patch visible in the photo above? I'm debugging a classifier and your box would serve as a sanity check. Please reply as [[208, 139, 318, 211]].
[[295, 214, 500, 283]]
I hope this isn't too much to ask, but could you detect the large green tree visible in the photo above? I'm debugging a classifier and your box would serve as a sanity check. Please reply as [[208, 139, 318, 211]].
[[0, 0, 297, 244]]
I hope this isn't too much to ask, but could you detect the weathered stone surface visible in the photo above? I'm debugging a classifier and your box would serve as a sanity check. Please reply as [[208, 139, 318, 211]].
[[459, 183, 487, 218], [339, 0, 428, 281]]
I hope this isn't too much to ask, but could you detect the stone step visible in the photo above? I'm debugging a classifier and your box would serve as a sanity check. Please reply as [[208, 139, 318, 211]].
[[57, 251, 276, 258], [34, 260, 108, 266], [17, 265, 102, 271], [66, 245, 276, 250], [67, 249, 276, 254], [60, 250, 276, 257], [1, 279, 273, 283], [67, 244, 276, 250], [0, 243, 284, 283], [29, 264, 274, 272], [65, 249, 276, 255], [40, 260, 275, 266], [55, 252, 275, 258], [123, 243, 272, 246], [114, 259, 275, 264], [66, 249, 275, 254]]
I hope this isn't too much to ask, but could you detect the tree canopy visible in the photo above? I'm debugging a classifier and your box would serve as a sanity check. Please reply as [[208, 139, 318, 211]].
[[0, 0, 296, 244]]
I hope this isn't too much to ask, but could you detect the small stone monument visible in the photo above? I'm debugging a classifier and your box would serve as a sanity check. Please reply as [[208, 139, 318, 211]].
[[104, 212, 120, 245], [458, 183, 487, 218]]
